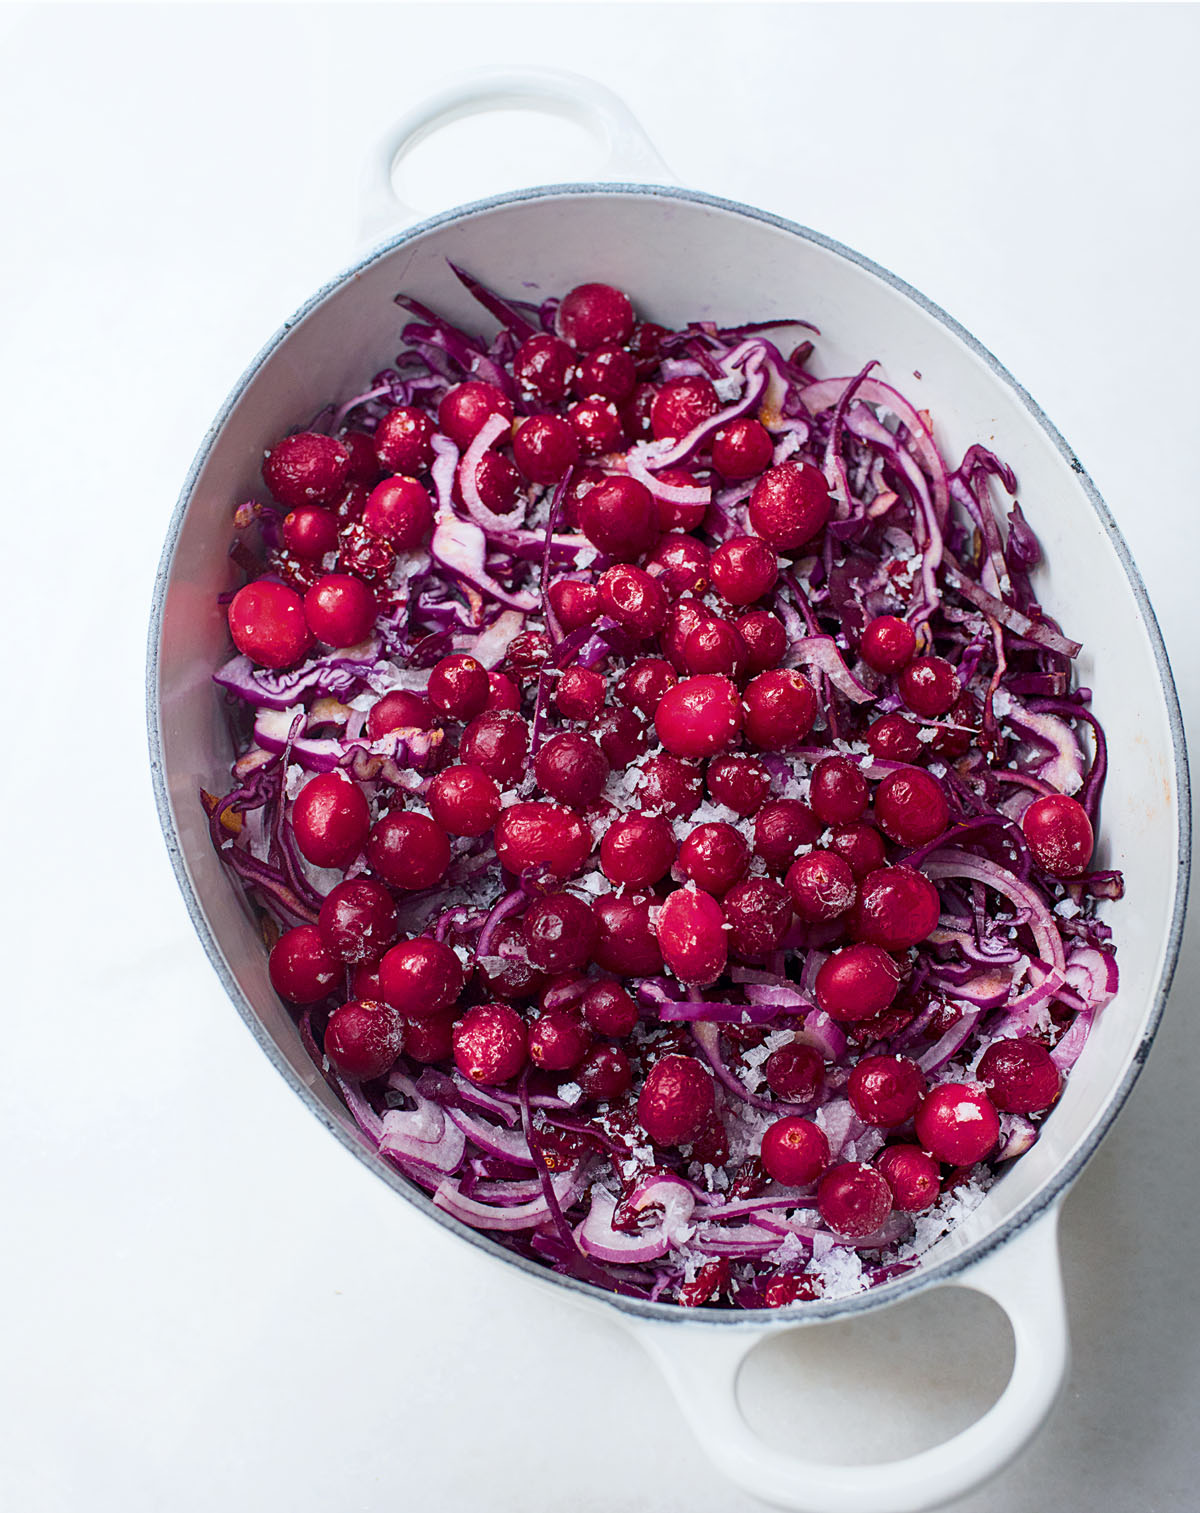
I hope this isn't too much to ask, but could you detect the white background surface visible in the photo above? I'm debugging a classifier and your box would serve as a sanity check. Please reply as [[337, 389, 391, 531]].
[[3, 3, 1198, 1510]]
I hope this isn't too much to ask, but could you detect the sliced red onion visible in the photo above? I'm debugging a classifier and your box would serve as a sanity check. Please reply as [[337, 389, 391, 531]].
[[784, 636, 875, 703], [944, 565, 1081, 658], [1050, 1010, 1095, 1071], [579, 1190, 674, 1263], [1065, 946, 1119, 1007], [252, 705, 442, 775], [925, 969, 1012, 1009], [380, 1103, 466, 1174], [1004, 706, 1086, 796], [625, 446, 712, 508], [431, 512, 539, 612], [917, 1009, 983, 1073], [996, 1114, 1038, 1161], [921, 850, 1066, 972], [444, 1107, 535, 1167], [459, 413, 524, 530], [433, 1165, 584, 1231]]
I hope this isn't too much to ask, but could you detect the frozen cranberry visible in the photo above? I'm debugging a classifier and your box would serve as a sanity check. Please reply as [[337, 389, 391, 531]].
[[598, 814, 675, 890], [485, 671, 521, 712], [851, 866, 941, 949], [263, 431, 350, 507], [646, 534, 711, 597], [651, 375, 720, 442], [476, 918, 546, 1002], [378, 936, 465, 1018], [817, 1162, 894, 1238], [548, 579, 599, 633], [635, 754, 703, 818], [553, 666, 605, 721], [596, 705, 648, 767], [340, 431, 381, 486], [900, 657, 961, 719], [427, 654, 490, 721], [765, 1043, 824, 1102], [459, 710, 528, 785], [678, 822, 750, 896], [977, 1038, 1061, 1113], [427, 764, 500, 837], [659, 598, 712, 673], [866, 713, 923, 763], [734, 610, 787, 673], [712, 417, 774, 480], [754, 798, 822, 870], [504, 631, 550, 688], [362, 475, 433, 549], [930, 692, 981, 759], [861, 616, 916, 675], [748, 462, 831, 550], [338, 520, 394, 582], [331, 480, 369, 526], [402, 1012, 455, 1064], [453, 1003, 528, 1085], [617, 658, 676, 717], [366, 690, 435, 740], [652, 466, 709, 532], [810, 756, 869, 825], [724, 876, 793, 959], [877, 1145, 941, 1212], [620, 380, 658, 443], [375, 406, 435, 474], [228, 580, 311, 668], [268, 925, 340, 1003], [582, 980, 639, 1037], [528, 1009, 592, 1071], [848, 1056, 926, 1126], [568, 398, 625, 457], [683, 618, 746, 679], [494, 802, 592, 879], [707, 754, 771, 815], [513, 332, 575, 403], [711, 536, 779, 606], [366, 810, 451, 891], [915, 1083, 1000, 1164], [457, 450, 521, 515], [591, 893, 663, 975], [627, 320, 666, 374], [816, 944, 902, 1022], [578, 1043, 634, 1101], [829, 823, 888, 880], [292, 773, 370, 868], [318, 876, 397, 964], [655, 674, 743, 758], [875, 769, 950, 846], [534, 731, 608, 808], [761, 1117, 829, 1186], [1021, 794, 1094, 878], [578, 475, 658, 560], [639, 1055, 715, 1144], [324, 999, 402, 1081], [557, 283, 635, 352], [304, 573, 376, 647], [437, 381, 513, 450], [785, 850, 857, 923], [598, 563, 668, 638], [743, 669, 817, 751], [573, 341, 636, 402], [352, 963, 386, 1003], [282, 504, 339, 560], [522, 892, 599, 973], [512, 414, 580, 485]]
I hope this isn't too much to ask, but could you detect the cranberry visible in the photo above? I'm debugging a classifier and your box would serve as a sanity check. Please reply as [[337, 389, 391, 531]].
[[851, 866, 941, 949], [753, 798, 822, 870], [765, 1043, 824, 1102], [621, 381, 659, 444], [638, 1054, 715, 1145], [528, 1009, 592, 1071], [875, 769, 950, 846], [915, 1083, 1000, 1164], [601, 814, 677, 889], [459, 710, 528, 785], [711, 536, 779, 606], [228, 580, 311, 668], [534, 731, 608, 808], [457, 450, 521, 515], [578, 475, 659, 560], [268, 925, 340, 1003], [817, 1162, 894, 1238], [1021, 794, 1094, 878], [598, 563, 668, 638], [282, 505, 339, 560], [485, 671, 522, 712], [655, 674, 743, 758], [552, 666, 604, 721], [596, 705, 648, 767], [366, 810, 451, 891], [635, 755, 703, 818], [341, 431, 382, 487], [761, 1117, 829, 1186], [366, 690, 435, 740], [724, 876, 793, 959], [494, 802, 592, 879], [476, 918, 546, 1002], [652, 466, 709, 532], [746, 666, 820, 752], [437, 381, 513, 450], [509, 331, 572, 403], [810, 756, 869, 826], [362, 475, 433, 549], [512, 414, 580, 485], [877, 1145, 941, 1212], [646, 534, 711, 597], [573, 342, 636, 402], [291, 773, 370, 868], [816, 944, 902, 1022], [331, 481, 369, 526], [427, 764, 500, 837], [848, 1055, 926, 1126], [338, 520, 394, 582], [453, 1003, 528, 1085], [548, 579, 599, 633], [568, 398, 625, 457], [304, 573, 377, 647], [661, 598, 715, 673], [578, 1043, 634, 1101], [428, 654, 490, 721], [785, 850, 857, 923], [748, 462, 832, 550], [556, 283, 635, 351], [374, 406, 435, 474], [683, 618, 746, 679], [628, 320, 666, 374], [899, 656, 961, 719], [861, 615, 916, 675], [977, 1038, 1061, 1113], [582, 980, 640, 1037], [324, 1000, 402, 1081], [617, 658, 676, 717], [317, 877, 396, 964], [591, 893, 663, 975], [930, 693, 981, 759], [522, 892, 598, 973], [262, 431, 350, 507], [504, 631, 551, 687], [402, 1012, 455, 1064], [866, 713, 924, 763], [829, 822, 888, 880], [651, 375, 720, 442], [734, 610, 787, 673], [678, 822, 750, 896], [707, 754, 771, 815], [378, 936, 465, 1018], [711, 417, 774, 480]]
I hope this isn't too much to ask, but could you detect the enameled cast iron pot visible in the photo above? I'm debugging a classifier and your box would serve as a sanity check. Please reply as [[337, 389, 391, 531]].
[[147, 70, 1190, 1513]]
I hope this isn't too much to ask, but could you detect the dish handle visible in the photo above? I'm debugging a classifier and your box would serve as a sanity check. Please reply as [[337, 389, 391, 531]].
[[358, 66, 676, 247], [630, 1202, 1067, 1513]]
